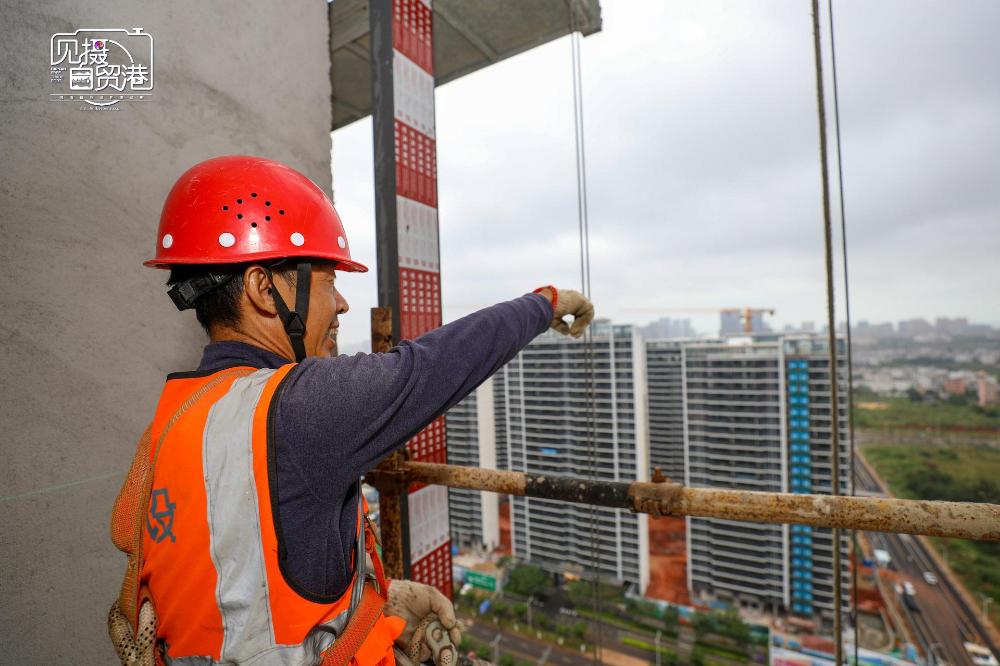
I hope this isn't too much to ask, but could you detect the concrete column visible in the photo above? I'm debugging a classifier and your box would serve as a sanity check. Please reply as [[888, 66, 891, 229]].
[[1, 1, 334, 661]]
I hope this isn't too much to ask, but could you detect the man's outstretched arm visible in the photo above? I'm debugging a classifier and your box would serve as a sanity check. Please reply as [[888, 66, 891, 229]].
[[275, 288, 593, 481]]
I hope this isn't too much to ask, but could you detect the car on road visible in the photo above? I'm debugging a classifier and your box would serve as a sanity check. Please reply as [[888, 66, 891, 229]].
[[923, 571, 938, 585], [903, 581, 917, 596]]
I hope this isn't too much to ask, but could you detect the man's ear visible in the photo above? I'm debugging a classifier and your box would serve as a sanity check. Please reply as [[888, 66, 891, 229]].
[[243, 265, 279, 316]]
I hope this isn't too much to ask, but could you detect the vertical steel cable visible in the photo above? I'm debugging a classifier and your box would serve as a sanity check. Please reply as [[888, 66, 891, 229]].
[[825, 1, 859, 663], [810, 1, 844, 662], [568, 3, 600, 661]]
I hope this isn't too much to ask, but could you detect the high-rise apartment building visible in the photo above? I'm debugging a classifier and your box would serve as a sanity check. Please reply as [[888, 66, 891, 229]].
[[641, 316, 697, 339], [682, 335, 849, 626], [646, 340, 686, 481], [720, 311, 743, 336], [445, 380, 500, 552], [447, 325, 848, 622], [496, 323, 650, 591]]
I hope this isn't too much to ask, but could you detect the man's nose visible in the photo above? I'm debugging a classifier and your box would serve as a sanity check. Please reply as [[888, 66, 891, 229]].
[[336, 288, 350, 315]]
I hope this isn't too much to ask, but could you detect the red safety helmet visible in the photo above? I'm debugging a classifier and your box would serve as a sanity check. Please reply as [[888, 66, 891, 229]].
[[147, 156, 367, 362], [145, 155, 367, 272]]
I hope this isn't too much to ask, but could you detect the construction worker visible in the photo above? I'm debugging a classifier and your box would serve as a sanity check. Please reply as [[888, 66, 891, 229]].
[[108, 155, 595, 665]]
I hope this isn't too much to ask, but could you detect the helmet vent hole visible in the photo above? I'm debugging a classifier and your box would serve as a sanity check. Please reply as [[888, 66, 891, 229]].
[[237, 213, 243, 219], [251, 192, 257, 198], [222, 205, 229, 211], [265, 215, 271, 221], [251, 222, 257, 228], [265, 201, 271, 206], [279, 209, 285, 215], [236, 198, 243, 204]]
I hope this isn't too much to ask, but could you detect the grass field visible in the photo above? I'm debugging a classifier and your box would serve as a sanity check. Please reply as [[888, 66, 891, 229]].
[[862, 443, 1000, 497], [854, 396, 1000, 431], [861, 442, 1000, 629]]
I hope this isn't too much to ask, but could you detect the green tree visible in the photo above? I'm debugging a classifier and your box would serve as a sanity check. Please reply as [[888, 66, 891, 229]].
[[663, 605, 679, 632], [691, 611, 716, 639], [491, 601, 510, 620], [506, 565, 548, 597], [716, 609, 750, 644], [628, 597, 660, 619], [499, 655, 515, 666], [565, 580, 591, 607]]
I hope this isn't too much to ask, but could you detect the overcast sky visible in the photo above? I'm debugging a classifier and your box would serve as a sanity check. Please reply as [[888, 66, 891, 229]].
[[330, 0, 1000, 347]]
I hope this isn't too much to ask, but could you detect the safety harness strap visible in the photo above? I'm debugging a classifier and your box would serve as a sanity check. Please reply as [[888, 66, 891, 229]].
[[364, 513, 390, 599], [318, 507, 391, 665], [320, 583, 386, 666]]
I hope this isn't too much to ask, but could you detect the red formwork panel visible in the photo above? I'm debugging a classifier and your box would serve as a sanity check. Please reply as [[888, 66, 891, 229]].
[[409, 540, 452, 600], [398, 267, 441, 340], [394, 120, 437, 208], [406, 415, 447, 467], [392, 0, 433, 74]]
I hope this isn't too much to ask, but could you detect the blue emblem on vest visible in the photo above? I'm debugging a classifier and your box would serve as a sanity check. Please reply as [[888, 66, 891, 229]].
[[147, 488, 177, 543]]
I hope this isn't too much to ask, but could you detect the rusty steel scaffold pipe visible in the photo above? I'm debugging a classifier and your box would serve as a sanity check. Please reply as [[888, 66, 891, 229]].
[[369, 461, 1000, 543]]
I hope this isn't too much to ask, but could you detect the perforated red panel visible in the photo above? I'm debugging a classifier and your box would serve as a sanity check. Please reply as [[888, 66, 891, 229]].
[[409, 541, 452, 600], [406, 415, 446, 467], [399, 267, 441, 340], [392, 0, 433, 74], [394, 121, 437, 208]]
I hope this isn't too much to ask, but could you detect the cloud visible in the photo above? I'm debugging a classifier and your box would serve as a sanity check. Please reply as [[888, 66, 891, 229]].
[[332, 0, 1000, 346]]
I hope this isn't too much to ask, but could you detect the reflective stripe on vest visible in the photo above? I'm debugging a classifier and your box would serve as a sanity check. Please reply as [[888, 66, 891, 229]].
[[140, 366, 394, 665]]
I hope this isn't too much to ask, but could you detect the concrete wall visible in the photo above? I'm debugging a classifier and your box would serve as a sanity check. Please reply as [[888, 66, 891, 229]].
[[0, 1, 333, 661]]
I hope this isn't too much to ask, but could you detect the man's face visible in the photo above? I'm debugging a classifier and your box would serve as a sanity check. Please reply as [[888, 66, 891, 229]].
[[301, 264, 349, 357]]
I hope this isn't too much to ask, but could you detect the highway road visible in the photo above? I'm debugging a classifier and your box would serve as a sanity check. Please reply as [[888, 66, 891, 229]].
[[465, 621, 595, 666], [856, 455, 997, 666], [465, 614, 667, 666]]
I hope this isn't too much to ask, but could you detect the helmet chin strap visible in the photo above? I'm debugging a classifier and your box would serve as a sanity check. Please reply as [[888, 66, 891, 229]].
[[263, 262, 312, 363]]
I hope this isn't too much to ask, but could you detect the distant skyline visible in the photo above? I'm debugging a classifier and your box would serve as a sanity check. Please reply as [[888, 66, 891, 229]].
[[330, 1, 1000, 348]]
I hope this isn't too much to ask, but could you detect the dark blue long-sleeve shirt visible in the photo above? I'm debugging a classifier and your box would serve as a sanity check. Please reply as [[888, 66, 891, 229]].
[[191, 293, 552, 601]]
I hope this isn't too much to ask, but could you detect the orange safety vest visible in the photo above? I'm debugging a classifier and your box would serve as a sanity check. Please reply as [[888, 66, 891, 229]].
[[113, 365, 404, 664]]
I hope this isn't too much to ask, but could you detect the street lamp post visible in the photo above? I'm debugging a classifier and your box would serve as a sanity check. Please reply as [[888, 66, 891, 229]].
[[491, 633, 502, 665]]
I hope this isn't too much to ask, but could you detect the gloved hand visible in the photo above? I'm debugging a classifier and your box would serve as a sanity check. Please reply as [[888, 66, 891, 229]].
[[535, 286, 595, 338], [384, 580, 461, 664]]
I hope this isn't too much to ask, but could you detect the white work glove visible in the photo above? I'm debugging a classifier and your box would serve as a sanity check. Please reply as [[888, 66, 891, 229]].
[[535, 286, 595, 338], [384, 580, 461, 664]]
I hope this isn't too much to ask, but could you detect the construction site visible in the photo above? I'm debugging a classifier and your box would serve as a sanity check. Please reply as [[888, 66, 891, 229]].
[[2, 1, 999, 665]]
